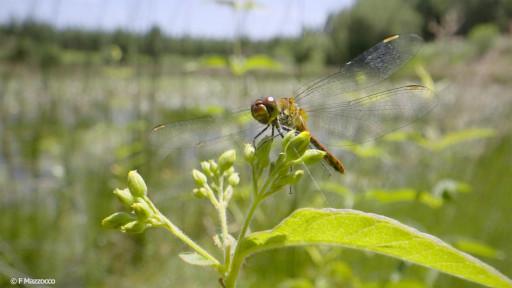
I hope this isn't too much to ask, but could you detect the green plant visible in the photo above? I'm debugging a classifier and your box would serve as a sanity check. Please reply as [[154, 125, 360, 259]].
[[102, 131, 512, 287], [468, 23, 500, 55]]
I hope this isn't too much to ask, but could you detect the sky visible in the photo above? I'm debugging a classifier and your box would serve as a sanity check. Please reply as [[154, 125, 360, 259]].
[[0, 0, 354, 39]]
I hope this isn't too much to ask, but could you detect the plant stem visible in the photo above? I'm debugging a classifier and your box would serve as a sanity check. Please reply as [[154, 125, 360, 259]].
[[251, 166, 258, 196], [159, 211, 221, 269], [225, 195, 262, 287], [204, 183, 220, 208], [219, 201, 230, 262]]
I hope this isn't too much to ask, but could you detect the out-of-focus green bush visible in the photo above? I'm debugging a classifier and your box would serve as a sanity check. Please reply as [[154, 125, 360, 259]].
[[325, 0, 423, 65], [468, 23, 500, 55], [8, 37, 35, 62], [38, 43, 62, 70]]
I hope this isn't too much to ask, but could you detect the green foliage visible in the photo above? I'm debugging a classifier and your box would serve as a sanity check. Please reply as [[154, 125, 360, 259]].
[[383, 128, 496, 151], [338, 140, 385, 158], [454, 239, 505, 260], [432, 179, 471, 200], [365, 188, 443, 208], [143, 26, 164, 61], [38, 43, 62, 69], [417, 128, 495, 151], [102, 132, 511, 287], [200, 54, 283, 75], [2, 0, 510, 69], [325, 0, 422, 64], [8, 37, 34, 62], [239, 208, 512, 288], [469, 23, 500, 55]]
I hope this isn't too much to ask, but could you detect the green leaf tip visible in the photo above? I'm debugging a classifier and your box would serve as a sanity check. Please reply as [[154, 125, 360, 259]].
[[239, 208, 512, 288]]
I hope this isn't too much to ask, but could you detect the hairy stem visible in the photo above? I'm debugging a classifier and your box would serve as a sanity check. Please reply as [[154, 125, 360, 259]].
[[158, 209, 221, 269], [225, 194, 262, 288]]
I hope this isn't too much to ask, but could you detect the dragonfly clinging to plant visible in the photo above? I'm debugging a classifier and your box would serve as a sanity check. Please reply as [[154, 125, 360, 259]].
[[152, 34, 436, 174]]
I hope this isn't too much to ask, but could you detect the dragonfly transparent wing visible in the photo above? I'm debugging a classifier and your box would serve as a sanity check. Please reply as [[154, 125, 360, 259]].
[[150, 109, 258, 159], [295, 34, 423, 108], [304, 85, 437, 145]]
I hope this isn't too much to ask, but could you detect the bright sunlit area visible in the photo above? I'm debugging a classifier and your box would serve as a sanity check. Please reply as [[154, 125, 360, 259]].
[[1, 0, 512, 287]]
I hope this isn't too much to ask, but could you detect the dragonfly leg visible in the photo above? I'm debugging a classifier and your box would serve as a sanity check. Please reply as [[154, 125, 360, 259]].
[[275, 120, 286, 138], [253, 124, 270, 147], [281, 125, 301, 136]]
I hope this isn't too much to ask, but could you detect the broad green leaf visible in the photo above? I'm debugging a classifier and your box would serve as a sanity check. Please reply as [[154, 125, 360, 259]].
[[239, 208, 512, 288], [179, 252, 217, 266]]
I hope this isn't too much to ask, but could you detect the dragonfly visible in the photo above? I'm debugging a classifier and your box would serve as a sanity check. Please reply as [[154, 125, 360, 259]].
[[152, 34, 435, 174]]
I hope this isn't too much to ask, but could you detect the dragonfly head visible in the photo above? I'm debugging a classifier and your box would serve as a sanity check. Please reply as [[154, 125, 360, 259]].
[[251, 96, 278, 125]]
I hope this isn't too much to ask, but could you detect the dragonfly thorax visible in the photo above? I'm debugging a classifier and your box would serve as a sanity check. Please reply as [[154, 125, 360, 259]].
[[277, 97, 306, 131]]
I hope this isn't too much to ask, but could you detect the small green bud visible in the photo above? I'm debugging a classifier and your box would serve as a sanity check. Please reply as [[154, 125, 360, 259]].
[[298, 149, 326, 165], [192, 187, 208, 199], [243, 144, 255, 162], [131, 199, 153, 219], [208, 160, 219, 174], [127, 170, 147, 197], [286, 131, 311, 160], [121, 220, 147, 234], [113, 188, 134, 207], [192, 169, 208, 186], [200, 161, 211, 175], [102, 212, 136, 229], [227, 173, 240, 186], [218, 149, 236, 172]]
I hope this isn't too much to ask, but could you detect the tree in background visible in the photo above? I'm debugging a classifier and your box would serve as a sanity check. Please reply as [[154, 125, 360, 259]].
[[1, 0, 511, 67], [325, 0, 422, 65]]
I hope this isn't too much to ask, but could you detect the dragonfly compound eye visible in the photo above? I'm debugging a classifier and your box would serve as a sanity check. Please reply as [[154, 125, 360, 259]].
[[251, 99, 271, 124]]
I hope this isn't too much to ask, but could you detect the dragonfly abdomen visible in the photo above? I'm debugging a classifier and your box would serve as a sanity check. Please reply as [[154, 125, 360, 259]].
[[309, 134, 345, 174]]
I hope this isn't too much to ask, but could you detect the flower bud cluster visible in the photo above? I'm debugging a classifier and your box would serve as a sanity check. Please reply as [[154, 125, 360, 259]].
[[102, 170, 159, 233], [247, 131, 326, 195], [192, 150, 239, 207]]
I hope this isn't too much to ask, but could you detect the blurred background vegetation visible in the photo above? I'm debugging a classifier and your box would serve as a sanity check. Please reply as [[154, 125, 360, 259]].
[[1, 0, 512, 287]]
